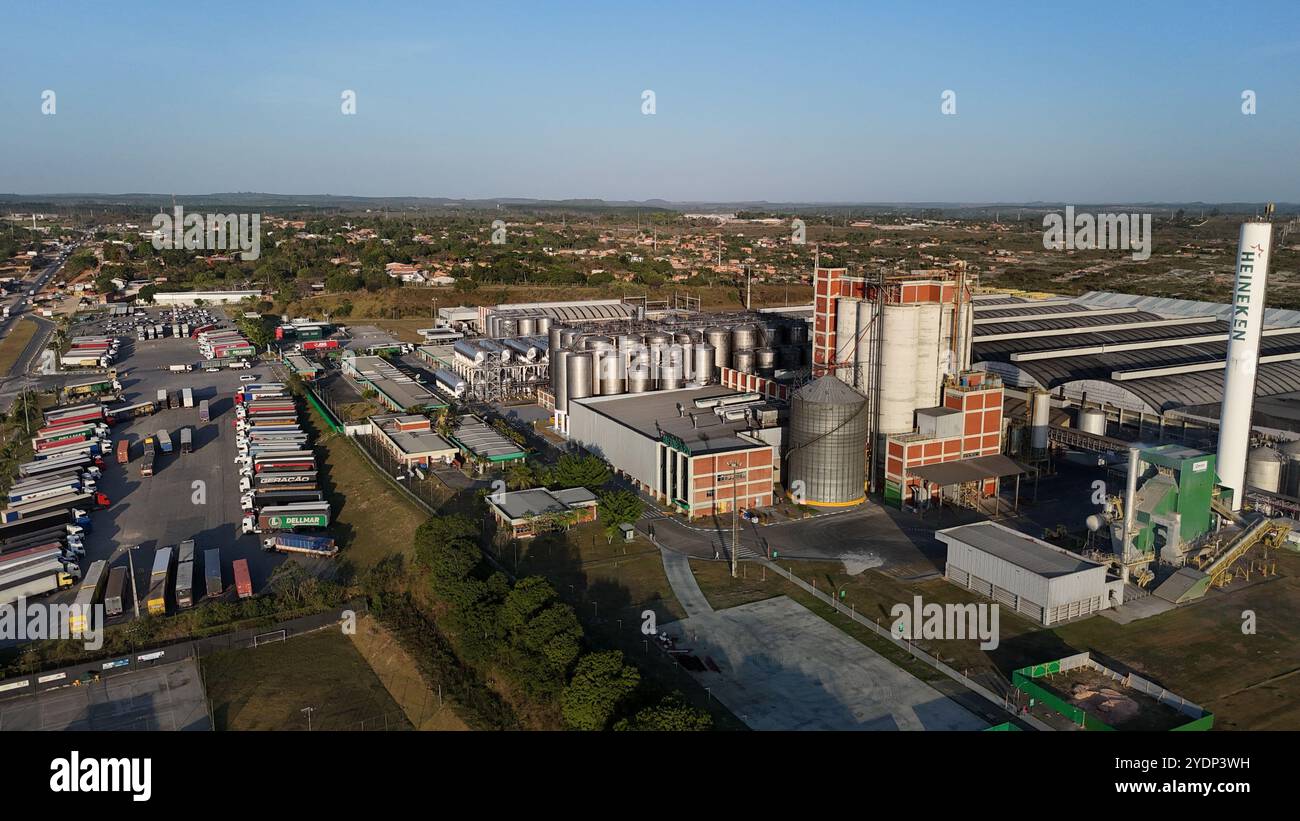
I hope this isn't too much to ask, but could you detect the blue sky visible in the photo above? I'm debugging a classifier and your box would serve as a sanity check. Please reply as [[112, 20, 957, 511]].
[[1, 0, 1297, 202]]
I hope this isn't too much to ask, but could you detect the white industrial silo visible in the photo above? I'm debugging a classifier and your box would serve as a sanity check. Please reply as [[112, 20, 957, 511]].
[[1078, 407, 1107, 436], [878, 304, 920, 434], [1246, 446, 1283, 494], [854, 299, 879, 396], [835, 298, 860, 387], [915, 303, 943, 407]]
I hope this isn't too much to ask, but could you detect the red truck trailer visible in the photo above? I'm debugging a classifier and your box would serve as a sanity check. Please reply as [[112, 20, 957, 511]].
[[232, 559, 253, 599]]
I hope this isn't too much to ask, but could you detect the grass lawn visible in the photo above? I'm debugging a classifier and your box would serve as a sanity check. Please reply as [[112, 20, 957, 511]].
[[691, 549, 1300, 730], [348, 615, 470, 730], [202, 629, 413, 731], [0, 317, 41, 374], [306, 404, 427, 569]]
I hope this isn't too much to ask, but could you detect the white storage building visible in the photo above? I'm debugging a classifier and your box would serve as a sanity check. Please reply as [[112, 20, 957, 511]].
[[936, 521, 1124, 625]]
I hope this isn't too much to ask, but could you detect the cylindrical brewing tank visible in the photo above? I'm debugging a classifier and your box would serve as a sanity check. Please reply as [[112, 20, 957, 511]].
[[454, 339, 486, 365], [705, 327, 731, 375], [587, 339, 613, 395], [693, 343, 715, 386], [584, 335, 613, 350], [485, 314, 499, 338], [788, 376, 869, 506], [878, 304, 919, 434], [733, 349, 756, 375], [1078, 407, 1107, 436], [1029, 389, 1051, 451], [674, 332, 693, 346], [516, 317, 537, 337], [535, 316, 551, 335], [915, 303, 943, 407], [755, 347, 777, 375], [548, 325, 564, 353], [732, 323, 759, 354], [1281, 439, 1300, 496], [1246, 446, 1283, 493], [628, 367, 653, 393], [658, 361, 683, 390], [566, 352, 593, 403], [559, 329, 580, 348], [600, 365, 625, 396], [553, 349, 570, 413]]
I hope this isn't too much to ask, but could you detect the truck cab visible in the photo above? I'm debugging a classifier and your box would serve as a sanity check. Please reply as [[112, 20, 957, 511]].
[[241, 515, 261, 535]]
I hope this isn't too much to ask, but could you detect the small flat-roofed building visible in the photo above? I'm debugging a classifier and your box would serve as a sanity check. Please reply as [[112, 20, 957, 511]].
[[487, 486, 599, 539], [369, 413, 458, 468], [342, 352, 444, 412], [937, 521, 1124, 625]]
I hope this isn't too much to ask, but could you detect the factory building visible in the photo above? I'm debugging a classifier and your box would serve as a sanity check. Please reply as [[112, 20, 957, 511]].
[[883, 371, 1020, 509], [341, 352, 443, 412], [567, 385, 779, 518], [367, 413, 458, 468], [938, 521, 1125, 625]]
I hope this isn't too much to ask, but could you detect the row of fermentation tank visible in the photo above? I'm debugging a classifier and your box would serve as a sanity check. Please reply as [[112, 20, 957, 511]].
[[550, 321, 809, 414]]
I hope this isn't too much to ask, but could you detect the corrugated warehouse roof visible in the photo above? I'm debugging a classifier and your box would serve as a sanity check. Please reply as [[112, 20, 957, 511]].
[[974, 309, 1168, 336]]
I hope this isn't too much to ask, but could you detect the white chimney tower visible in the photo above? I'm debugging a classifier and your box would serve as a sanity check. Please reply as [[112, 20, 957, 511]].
[[1218, 219, 1274, 510]]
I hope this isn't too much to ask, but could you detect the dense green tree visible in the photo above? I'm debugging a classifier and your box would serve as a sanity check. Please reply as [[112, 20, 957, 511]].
[[546, 453, 611, 490], [614, 694, 712, 731], [562, 650, 640, 731], [597, 489, 644, 539]]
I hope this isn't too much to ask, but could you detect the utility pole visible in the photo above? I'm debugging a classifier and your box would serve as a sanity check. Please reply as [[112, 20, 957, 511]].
[[301, 706, 315, 731]]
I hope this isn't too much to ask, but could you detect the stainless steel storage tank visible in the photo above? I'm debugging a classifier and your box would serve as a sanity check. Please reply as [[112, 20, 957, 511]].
[[733, 349, 756, 375], [517, 317, 537, 337], [628, 367, 653, 393], [535, 316, 551, 335], [705, 327, 730, 375], [1246, 446, 1283, 493], [658, 361, 683, 390], [732, 323, 759, 353], [553, 349, 570, 413], [693, 343, 716, 386], [755, 347, 777, 374], [1029, 388, 1051, 451], [1078, 407, 1107, 436], [1281, 439, 1300, 496], [559, 328, 580, 348], [566, 352, 593, 403], [788, 376, 868, 507], [548, 325, 564, 354]]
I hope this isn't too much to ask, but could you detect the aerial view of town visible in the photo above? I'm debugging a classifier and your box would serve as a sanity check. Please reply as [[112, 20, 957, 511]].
[[0, 0, 1294, 801]]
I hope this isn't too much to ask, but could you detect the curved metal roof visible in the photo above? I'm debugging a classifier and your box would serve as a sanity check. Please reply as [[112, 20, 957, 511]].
[[973, 309, 1166, 336], [1058, 362, 1300, 414], [973, 321, 1228, 357]]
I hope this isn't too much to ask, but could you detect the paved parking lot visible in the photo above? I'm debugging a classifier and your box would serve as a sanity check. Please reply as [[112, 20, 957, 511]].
[[0, 657, 210, 731], [663, 595, 987, 731]]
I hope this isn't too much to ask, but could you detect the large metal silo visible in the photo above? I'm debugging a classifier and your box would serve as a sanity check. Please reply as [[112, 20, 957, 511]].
[[517, 316, 537, 336], [693, 343, 715, 386], [705, 327, 730, 375], [732, 323, 759, 353], [1246, 446, 1283, 493], [915, 303, 943, 407], [878, 304, 920, 434], [567, 352, 593, 403], [788, 376, 869, 507], [733, 349, 756, 375]]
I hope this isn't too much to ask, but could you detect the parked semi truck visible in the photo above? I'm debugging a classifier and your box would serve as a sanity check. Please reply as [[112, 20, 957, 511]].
[[198, 400, 210, 423], [140, 451, 155, 477], [69, 560, 108, 633], [241, 502, 331, 534], [175, 561, 194, 609], [117, 439, 130, 464], [180, 427, 193, 454], [182, 388, 194, 408], [232, 559, 252, 599], [262, 533, 337, 557], [157, 430, 172, 453], [0, 567, 81, 606], [1, 491, 109, 524], [104, 565, 127, 617], [203, 548, 221, 598], [146, 546, 171, 615]]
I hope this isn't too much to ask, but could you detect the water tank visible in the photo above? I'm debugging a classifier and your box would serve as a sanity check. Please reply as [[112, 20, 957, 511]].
[[517, 317, 537, 337], [705, 327, 731, 375], [788, 376, 869, 506], [628, 367, 653, 393], [732, 323, 759, 353], [1078, 407, 1106, 436], [553, 349, 570, 413], [878, 304, 920, 434], [733, 349, 756, 375], [915, 303, 943, 407], [693, 343, 716, 386], [1246, 446, 1283, 493], [1029, 388, 1051, 451], [567, 352, 593, 403]]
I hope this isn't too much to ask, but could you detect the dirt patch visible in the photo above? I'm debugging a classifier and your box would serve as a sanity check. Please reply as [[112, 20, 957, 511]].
[[348, 614, 469, 730]]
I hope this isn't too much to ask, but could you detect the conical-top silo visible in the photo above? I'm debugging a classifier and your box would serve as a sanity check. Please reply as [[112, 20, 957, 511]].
[[787, 376, 869, 507]]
